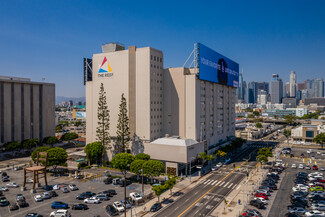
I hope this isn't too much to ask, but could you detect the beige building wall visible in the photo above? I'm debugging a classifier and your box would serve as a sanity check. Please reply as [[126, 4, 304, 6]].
[[163, 67, 236, 149], [0, 77, 55, 145], [86, 46, 163, 145]]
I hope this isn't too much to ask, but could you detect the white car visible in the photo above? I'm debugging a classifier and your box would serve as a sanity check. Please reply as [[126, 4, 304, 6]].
[[296, 184, 309, 189], [312, 156, 316, 160], [50, 209, 71, 217], [34, 195, 43, 202], [322, 153, 325, 156], [26, 178, 33, 183], [130, 192, 143, 201], [321, 167, 325, 171], [6, 182, 19, 188], [53, 184, 60, 190], [113, 201, 125, 212], [309, 175, 324, 181], [292, 164, 297, 168], [68, 184, 78, 191], [309, 172, 323, 177], [254, 197, 268, 204], [0, 187, 8, 191], [216, 162, 223, 168], [298, 164, 304, 169], [84, 196, 100, 204], [307, 149, 314, 154], [211, 166, 218, 171], [306, 165, 312, 170], [292, 186, 309, 192], [305, 210, 325, 216], [318, 151, 322, 155]]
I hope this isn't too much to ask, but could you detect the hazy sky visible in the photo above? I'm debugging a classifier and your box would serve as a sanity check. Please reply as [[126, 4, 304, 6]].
[[1, 0, 325, 97]]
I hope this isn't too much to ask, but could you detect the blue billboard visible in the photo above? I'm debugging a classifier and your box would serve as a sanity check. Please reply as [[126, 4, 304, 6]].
[[197, 43, 239, 87]]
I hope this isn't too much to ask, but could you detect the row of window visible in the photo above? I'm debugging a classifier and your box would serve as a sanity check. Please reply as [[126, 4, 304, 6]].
[[151, 55, 163, 63], [151, 64, 163, 69]]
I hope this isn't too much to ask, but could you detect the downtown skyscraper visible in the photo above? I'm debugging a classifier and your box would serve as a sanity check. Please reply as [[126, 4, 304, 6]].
[[289, 70, 296, 97], [271, 74, 283, 104]]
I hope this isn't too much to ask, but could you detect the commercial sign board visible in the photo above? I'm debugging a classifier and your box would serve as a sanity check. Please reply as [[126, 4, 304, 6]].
[[197, 43, 239, 87], [98, 56, 113, 77]]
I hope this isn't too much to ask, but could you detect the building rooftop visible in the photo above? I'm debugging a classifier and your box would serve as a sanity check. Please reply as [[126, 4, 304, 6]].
[[150, 137, 199, 147]]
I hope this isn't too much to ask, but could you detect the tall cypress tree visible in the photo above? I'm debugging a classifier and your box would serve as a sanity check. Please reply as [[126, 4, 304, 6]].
[[116, 93, 130, 153], [96, 83, 111, 163]]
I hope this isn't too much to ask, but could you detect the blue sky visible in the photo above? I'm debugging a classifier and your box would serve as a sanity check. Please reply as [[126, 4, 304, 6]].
[[0, 0, 325, 97]]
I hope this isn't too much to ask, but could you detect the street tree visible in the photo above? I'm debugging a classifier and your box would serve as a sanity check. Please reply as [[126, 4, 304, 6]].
[[21, 139, 40, 149], [47, 147, 68, 172], [314, 133, 325, 149], [31, 146, 51, 162], [135, 153, 150, 161], [111, 153, 135, 217], [283, 129, 291, 144], [116, 94, 130, 153], [84, 142, 105, 165], [61, 132, 78, 144], [130, 159, 146, 178], [164, 177, 177, 195], [4, 142, 22, 152], [206, 155, 215, 170], [152, 185, 166, 202], [43, 136, 59, 148], [215, 150, 227, 162], [197, 152, 207, 169], [255, 122, 263, 128], [253, 111, 260, 116], [143, 160, 165, 183], [257, 147, 273, 158], [256, 154, 269, 164], [96, 83, 111, 163]]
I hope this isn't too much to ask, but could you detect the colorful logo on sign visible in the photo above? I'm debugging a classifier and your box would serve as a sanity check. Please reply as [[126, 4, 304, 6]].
[[98, 57, 112, 73], [98, 57, 113, 77]]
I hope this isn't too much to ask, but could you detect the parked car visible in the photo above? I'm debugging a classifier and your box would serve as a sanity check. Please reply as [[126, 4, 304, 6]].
[[120, 199, 132, 209], [288, 207, 307, 214], [42, 192, 51, 199], [49, 191, 58, 197], [9, 204, 19, 211], [292, 164, 297, 168], [61, 187, 69, 193], [313, 165, 319, 170], [72, 204, 88, 210], [305, 210, 325, 216], [130, 192, 142, 201], [34, 195, 43, 202], [6, 182, 19, 188], [25, 213, 43, 217], [97, 194, 110, 201], [84, 197, 100, 204], [51, 201, 68, 209], [113, 201, 125, 212], [107, 190, 117, 195], [68, 184, 78, 191], [311, 186, 324, 192], [311, 203, 325, 211], [16, 194, 25, 202], [150, 203, 162, 212], [298, 164, 304, 169], [0, 187, 8, 191], [106, 204, 119, 216], [49, 209, 71, 217], [53, 185, 60, 190], [43, 185, 53, 191], [249, 199, 265, 209], [104, 178, 113, 184], [306, 165, 312, 170], [18, 200, 29, 208], [0, 197, 9, 206]]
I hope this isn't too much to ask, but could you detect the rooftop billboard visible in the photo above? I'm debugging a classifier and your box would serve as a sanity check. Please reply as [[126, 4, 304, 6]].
[[197, 43, 239, 87]]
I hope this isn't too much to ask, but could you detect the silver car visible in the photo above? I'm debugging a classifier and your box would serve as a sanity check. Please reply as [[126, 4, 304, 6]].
[[288, 207, 307, 214], [311, 203, 325, 211]]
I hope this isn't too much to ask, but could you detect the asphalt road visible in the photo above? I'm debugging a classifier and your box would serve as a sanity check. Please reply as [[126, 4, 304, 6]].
[[154, 145, 262, 217]]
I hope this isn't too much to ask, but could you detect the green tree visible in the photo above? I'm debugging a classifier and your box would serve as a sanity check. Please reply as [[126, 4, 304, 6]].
[[74, 121, 82, 127], [21, 139, 40, 149], [47, 147, 68, 171], [255, 122, 263, 128], [96, 83, 111, 157], [284, 115, 295, 125], [130, 159, 146, 177], [31, 146, 51, 162], [61, 132, 78, 144], [4, 142, 22, 152], [116, 93, 130, 153], [164, 177, 177, 195], [215, 150, 227, 162], [258, 147, 273, 158], [152, 185, 166, 202], [314, 133, 325, 149], [56, 125, 63, 133], [143, 160, 165, 182], [256, 154, 269, 164], [283, 129, 291, 144], [248, 114, 254, 118], [206, 155, 215, 170], [253, 111, 260, 116], [135, 153, 150, 161], [84, 142, 105, 165], [43, 136, 60, 148]]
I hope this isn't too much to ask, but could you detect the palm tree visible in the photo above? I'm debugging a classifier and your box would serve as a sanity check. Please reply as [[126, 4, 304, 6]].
[[197, 152, 207, 175], [206, 155, 215, 170]]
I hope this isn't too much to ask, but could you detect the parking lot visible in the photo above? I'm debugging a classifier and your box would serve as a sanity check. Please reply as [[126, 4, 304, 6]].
[[269, 147, 325, 217], [0, 168, 151, 217]]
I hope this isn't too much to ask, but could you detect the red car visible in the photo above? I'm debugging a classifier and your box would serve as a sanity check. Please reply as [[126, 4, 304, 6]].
[[241, 212, 258, 217], [318, 179, 325, 183], [313, 165, 318, 170], [254, 193, 268, 200]]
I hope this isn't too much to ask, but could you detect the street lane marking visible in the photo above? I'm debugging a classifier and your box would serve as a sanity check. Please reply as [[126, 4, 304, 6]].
[[228, 183, 233, 188], [206, 180, 214, 185], [224, 182, 230, 188], [203, 180, 210, 184], [211, 180, 218, 185], [232, 184, 237, 189], [177, 153, 252, 217], [215, 181, 221, 186], [219, 181, 225, 187]]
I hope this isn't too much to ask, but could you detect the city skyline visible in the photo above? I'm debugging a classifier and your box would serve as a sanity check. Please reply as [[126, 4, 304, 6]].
[[1, 1, 325, 97]]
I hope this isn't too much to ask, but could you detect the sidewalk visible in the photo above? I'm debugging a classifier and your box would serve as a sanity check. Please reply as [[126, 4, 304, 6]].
[[126, 176, 201, 217]]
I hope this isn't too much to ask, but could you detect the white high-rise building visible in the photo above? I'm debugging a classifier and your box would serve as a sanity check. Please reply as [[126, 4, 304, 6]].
[[289, 70, 296, 97]]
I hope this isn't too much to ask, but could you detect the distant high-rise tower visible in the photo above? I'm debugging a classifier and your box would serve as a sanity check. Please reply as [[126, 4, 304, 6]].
[[236, 72, 244, 101], [271, 74, 283, 104], [289, 70, 296, 97], [312, 78, 324, 98]]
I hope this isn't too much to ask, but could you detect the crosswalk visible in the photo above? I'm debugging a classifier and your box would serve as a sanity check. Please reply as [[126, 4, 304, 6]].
[[199, 178, 238, 189]]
